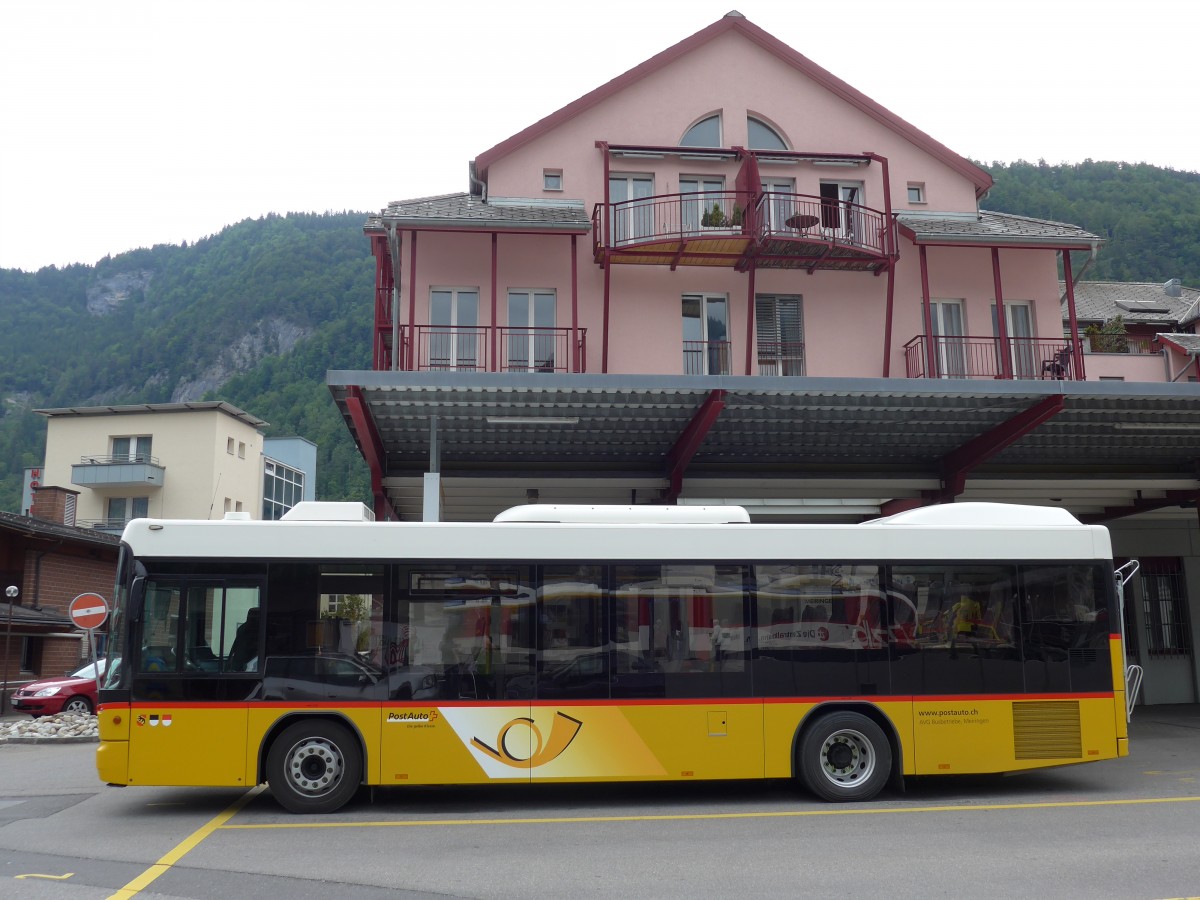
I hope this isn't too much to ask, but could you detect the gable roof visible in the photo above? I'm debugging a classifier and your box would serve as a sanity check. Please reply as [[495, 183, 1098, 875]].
[[472, 11, 993, 198]]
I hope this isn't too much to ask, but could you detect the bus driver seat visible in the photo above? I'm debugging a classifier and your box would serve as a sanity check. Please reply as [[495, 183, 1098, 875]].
[[227, 608, 261, 671]]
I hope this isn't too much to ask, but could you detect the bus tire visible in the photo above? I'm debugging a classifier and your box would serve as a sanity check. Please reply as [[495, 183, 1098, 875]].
[[267, 720, 362, 814], [798, 711, 891, 802]]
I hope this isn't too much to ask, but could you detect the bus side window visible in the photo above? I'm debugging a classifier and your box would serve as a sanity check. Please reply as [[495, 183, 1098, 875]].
[[139, 583, 182, 674]]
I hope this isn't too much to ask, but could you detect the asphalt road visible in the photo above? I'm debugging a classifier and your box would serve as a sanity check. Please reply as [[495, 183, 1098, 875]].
[[1, 707, 1198, 900]]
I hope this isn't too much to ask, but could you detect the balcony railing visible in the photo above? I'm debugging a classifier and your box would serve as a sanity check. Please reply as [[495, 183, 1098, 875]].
[[683, 340, 731, 375], [904, 336, 1083, 380], [758, 341, 806, 376], [592, 190, 891, 267], [757, 192, 888, 255], [402, 325, 587, 373], [75, 518, 130, 533], [78, 453, 160, 466]]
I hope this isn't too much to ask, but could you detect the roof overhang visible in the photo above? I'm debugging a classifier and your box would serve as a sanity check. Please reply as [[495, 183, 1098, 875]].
[[329, 371, 1200, 523]]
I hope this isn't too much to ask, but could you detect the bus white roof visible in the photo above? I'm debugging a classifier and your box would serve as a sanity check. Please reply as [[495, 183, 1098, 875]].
[[871, 502, 1081, 527], [121, 502, 1112, 564], [493, 505, 751, 525]]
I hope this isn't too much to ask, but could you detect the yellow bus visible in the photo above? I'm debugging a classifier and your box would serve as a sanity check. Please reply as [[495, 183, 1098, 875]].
[[97, 501, 1133, 813]]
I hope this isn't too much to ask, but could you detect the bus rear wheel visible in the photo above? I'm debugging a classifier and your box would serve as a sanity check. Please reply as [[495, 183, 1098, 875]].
[[267, 720, 362, 814], [798, 711, 891, 802]]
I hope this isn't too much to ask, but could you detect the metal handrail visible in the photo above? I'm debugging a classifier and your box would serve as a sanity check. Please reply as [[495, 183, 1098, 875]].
[[592, 190, 889, 257], [77, 454, 162, 466], [1115, 559, 1142, 721], [904, 335, 1083, 381]]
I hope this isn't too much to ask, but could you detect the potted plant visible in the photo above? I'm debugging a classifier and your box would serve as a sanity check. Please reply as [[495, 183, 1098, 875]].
[[701, 202, 726, 228]]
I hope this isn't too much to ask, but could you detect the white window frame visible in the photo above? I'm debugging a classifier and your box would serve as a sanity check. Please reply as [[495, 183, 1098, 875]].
[[991, 300, 1036, 378], [506, 289, 558, 373], [429, 287, 481, 370], [760, 177, 796, 233], [680, 175, 727, 234], [682, 293, 730, 375], [543, 169, 563, 191], [930, 299, 967, 378], [818, 180, 865, 242], [756, 294, 804, 376], [907, 182, 926, 204], [608, 173, 655, 244], [680, 113, 722, 148], [112, 435, 152, 462]]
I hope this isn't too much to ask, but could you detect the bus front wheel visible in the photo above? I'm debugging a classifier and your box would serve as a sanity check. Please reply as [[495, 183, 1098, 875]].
[[798, 711, 891, 802], [267, 720, 362, 814]]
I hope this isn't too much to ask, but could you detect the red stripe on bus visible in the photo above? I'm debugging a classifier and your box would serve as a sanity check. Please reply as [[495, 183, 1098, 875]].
[[123, 692, 1114, 712]]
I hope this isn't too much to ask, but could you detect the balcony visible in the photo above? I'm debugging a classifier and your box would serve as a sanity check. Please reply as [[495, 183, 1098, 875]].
[[592, 191, 892, 273], [904, 336, 1084, 381], [71, 454, 165, 488], [396, 326, 587, 373]]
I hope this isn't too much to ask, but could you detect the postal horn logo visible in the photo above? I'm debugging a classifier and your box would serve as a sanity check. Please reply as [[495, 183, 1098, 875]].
[[471, 711, 582, 769]]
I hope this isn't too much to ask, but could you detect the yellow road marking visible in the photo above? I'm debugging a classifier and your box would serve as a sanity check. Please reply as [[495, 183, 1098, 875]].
[[107, 786, 264, 900], [16, 873, 74, 880], [219, 794, 1200, 830]]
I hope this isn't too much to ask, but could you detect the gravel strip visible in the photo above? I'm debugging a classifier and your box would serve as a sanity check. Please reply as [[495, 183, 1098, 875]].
[[0, 711, 99, 743]]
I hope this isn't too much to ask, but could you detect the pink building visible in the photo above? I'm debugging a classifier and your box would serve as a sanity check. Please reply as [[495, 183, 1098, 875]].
[[331, 13, 1200, 702]]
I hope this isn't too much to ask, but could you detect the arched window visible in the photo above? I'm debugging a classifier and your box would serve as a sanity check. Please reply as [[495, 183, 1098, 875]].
[[747, 116, 787, 151], [680, 114, 721, 147]]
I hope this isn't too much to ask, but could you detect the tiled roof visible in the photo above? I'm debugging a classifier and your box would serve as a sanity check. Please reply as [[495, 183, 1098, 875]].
[[1061, 281, 1200, 325], [1157, 333, 1200, 355], [0, 510, 120, 548], [898, 211, 1102, 247], [366, 194, 591, 233], [0, 602, 73, 628]]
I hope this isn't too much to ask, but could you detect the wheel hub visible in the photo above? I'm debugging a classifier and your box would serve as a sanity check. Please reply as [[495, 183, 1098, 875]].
[[820, 730, 873, 786], [287, 738, 343, 796]]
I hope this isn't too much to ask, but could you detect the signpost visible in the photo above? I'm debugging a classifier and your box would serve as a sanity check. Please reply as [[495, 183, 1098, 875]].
[[69, 593, 109, 685], [68, 593, 108, 632]]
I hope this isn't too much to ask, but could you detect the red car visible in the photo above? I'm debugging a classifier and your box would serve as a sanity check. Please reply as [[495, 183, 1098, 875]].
[[11, 659, 116, 717]]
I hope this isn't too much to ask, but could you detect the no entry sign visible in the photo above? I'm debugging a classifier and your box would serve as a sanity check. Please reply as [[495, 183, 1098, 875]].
[[69, 592, 108, 630]]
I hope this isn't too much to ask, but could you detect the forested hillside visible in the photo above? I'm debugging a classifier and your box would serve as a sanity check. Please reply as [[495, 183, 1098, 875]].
[[0, 162, 1196, 515], [981, 160, 1200, 284], [0, 212, 373, 512]]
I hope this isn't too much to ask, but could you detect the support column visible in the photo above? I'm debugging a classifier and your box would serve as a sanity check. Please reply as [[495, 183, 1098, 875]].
[[992, 248, 1012, 379], [602, 255, 611, 373], [423, 415, 442, 523], [882, 259, 895, 377], [919, 245, 936, 377], [407, 230, 418, 371], [744, 263, 756, 376], [490, 233, 498, 372], [571, 234, 580, 373], [1061, 251, 1086, 380]]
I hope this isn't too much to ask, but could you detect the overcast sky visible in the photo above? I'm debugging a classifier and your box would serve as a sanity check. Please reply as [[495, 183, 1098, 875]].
[[1, 0, 1196, 272]]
